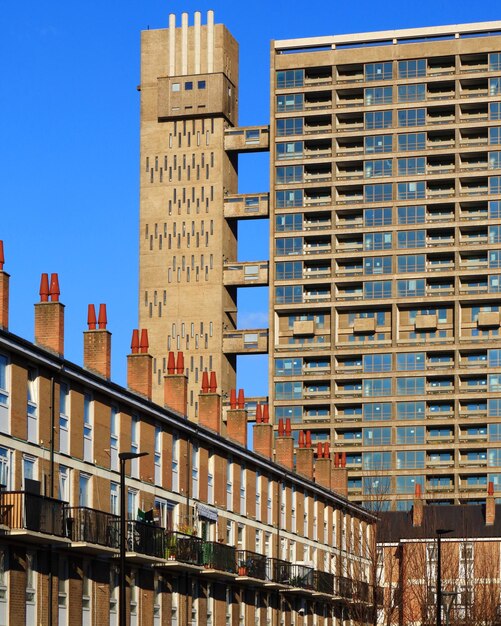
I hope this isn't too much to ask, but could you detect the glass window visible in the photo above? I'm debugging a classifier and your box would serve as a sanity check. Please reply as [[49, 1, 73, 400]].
[[396, 377, 425, 395], [397, 254, 425, 272], [274, 358, 302, 376], [397, 230, 425, 248], [364, 159, 392, 178], [490, 127, 501, 145], [276, 118, 303, 137], [364, 281, 392, 300], [363, 403, 391, 420], [276, 141, 303, 160], [0, 355, 7, 407], [490, 102, 501, 121], [489, 226, 501, 244], [276, 166, 303, 184], [398, 132, 426, 151], [275, 214, 303, 232], [184, 81, 193, 90], [396, 427, 425, 444], [397, 181, 425, 200], [197, 80, 206, 89], [397, 353, 425, 371], [364, 232, 392, 250], [365, 62, 392, 81], [363, 354, 391, 373], [396, 450, 425, 469], [277, 69, 304, 89], [364, 208, 392, 226], [276, 189, 303, 208], [489, 53, 501, 71], [365, 135, 392, 153], [276, 237, 302, 256], [275, 285, 302, 304], [171, 83, 180, 92], [490, 151, 501, 169], [396, 401, 425, 420], [398, 157, 426, 176], [276, 94, 304, 112], [397, 279, 425, 297], [363, 427, 391, 445], [275, 382, 302, 400], [397, 205, 425, 224], [398, 83, 425, 102], [398, 108, 425, 127], [364, 256, 392, 275], [364, 87, 392, 105], [489, 77, 501, 96], [363, 378, 392, 396], [362, 452, 391, 470], [396, 475, 425, 494], [364, 184, 392, 202], [398, 59, 426, 78], [488, 449, 501, 466], [365, 111, 392, 130], [275, 261, 302, 280], [490, 177, 501, 194]]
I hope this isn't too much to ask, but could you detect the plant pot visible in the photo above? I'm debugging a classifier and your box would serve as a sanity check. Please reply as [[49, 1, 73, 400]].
[[238, 566, 248, 576]]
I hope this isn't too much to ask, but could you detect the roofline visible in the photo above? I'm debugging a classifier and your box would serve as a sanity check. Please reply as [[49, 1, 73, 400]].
[[274, 20, 501, 51], [0, 329, 375, 522]]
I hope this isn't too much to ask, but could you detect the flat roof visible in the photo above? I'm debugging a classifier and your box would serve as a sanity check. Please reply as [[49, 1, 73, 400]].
[[274, 20, 501, 52]]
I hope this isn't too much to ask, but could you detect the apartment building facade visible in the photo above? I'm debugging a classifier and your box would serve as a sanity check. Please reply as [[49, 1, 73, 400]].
[[140, 14, 501, 509], [269, 21, 501, 509], [0, 248, 375, 625]]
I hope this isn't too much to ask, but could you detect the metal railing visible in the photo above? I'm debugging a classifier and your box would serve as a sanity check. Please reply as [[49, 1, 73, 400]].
[[65, 506, 120, 548], [288, 563, 315, 590], [202, 541, 237, 573], [266, 558, 291, 585], [314, 570, 335, 594], [165, 531, 203, 565], [236, 549, 267, 580], [126, 520, 165, 558], [0, 491, 66, 537]]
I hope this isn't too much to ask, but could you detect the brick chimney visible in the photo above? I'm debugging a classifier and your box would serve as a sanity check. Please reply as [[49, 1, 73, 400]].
[[412, 483, 424, 527], [164, 352, 188, 416], [83, 304, 112, 379], [198, 371, 221, 432], [0, 241, 9, 330], [253, 404, 273, 459], [486, 481, 496, 526], [331, 452, 348, 497], [315, 442, 332, 489], [275, 418, 294, 470], [34, 273, 64, 355], [296, 430, 314, 480], [127, 329, 152, 398], [226, 388, 247, 447]]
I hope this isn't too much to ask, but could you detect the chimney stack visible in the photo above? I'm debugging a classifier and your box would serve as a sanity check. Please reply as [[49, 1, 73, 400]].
[[253, 404, 273, 459], [34, 273, 64, 355], [0, 241, 9, 330], [314, 442, 332, 489], [275, 417, 294, 470], [198, 371, 221, 432], [412, 483, 424, 527], [84, 304, 112, 379], [331, 451, 348, 497], [296, 430, 314, 480], [226, 388, 247, 447], [164, 351, 188, 415], [486, 481, 496, 526], [127, 328, 152, 398]]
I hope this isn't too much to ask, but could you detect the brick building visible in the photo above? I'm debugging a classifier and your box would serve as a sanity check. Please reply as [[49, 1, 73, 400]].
[[0, 245, 375, 625]]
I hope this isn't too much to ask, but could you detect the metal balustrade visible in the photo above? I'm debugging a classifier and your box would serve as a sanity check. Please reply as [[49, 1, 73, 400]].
[[65, 506, 120, 549], [0, 491, 66, 537]]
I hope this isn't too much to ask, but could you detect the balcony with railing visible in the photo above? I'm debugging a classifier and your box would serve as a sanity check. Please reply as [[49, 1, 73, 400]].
[[0, 491, 69, 545], [201, 541, 237, 579], [65, 506, 119, 554], [236, 549, 267, 583], [126, 520, 166, 563], [161, 531, 204, 572]]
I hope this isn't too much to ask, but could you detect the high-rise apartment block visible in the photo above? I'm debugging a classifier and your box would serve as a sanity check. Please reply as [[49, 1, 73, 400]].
[[140, 15, 501, 508]]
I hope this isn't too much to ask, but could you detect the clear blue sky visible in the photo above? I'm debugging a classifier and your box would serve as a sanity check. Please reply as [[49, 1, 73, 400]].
[[1, 0, 498, 397]]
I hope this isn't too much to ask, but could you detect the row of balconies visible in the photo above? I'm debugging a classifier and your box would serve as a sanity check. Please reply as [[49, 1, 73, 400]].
[[0, 491, 375, 600]]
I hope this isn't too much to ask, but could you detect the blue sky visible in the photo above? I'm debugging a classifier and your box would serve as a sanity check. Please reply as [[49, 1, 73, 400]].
[[1, 0, 499, 397]]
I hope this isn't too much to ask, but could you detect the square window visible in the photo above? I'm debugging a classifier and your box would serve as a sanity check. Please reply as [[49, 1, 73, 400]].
[[185, 81, 193, 90], [171, 83, 180, 92], [197, 80, 206, 89]]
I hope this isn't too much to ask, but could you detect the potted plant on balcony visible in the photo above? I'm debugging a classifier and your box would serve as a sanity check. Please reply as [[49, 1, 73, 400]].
[[238, 557, 251, 576]]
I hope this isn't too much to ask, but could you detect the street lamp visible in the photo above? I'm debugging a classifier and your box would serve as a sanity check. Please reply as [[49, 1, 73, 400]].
[[119, 451, 149, 626], [436, 529, 454, 626]]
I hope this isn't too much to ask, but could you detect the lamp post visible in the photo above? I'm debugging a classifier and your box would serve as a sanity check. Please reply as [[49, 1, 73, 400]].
[[119, 451, 148, 626], [436, 529, 453, 626]]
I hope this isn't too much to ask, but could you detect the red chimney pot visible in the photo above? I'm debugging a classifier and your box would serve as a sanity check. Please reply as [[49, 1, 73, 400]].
[[139, 329, 149, 353], [49, 273, 60, 302], [176, 351, 184, 374], [167, 351, 175, 374], [87, 304, 97, 330], [39, 273, 49, 302]]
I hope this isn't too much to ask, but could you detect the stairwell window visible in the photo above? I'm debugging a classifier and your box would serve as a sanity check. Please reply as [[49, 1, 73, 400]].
[[154, 427, 162, 486], [130, 416, 139, 478], [83, 393, 93, 463], [27, 368, 38, 444], [59, 382, 70, 455], [110, 407, 119, 471]]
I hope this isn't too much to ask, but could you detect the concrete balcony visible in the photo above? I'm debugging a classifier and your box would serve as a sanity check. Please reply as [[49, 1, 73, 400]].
[[223, 261, 269, 287], [223, 329, 269, 354], [224, 193, 269, 219], [224, 126, 270, 152]]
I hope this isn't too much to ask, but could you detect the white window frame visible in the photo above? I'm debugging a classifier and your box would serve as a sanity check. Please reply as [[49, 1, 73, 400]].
[[154, 427, 162, 486], [59, 382, 70, 455], [27, 368, 38, 444], [83, 393, 93, 463], [110, 406, 119, 471], [172, 433, 179, 492]]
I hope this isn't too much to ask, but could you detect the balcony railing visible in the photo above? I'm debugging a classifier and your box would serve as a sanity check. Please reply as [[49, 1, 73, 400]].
[[314, 570, 335, 595], [266, 558, 291, 585], [288, 563, 315, 590], [236, 549, 267, 580], [202, 541, 237, 573], [65, 506, 120, 549], [165, 531, 203, 565], [126, 520, 165, 558], [0, 491, 66, 538]]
